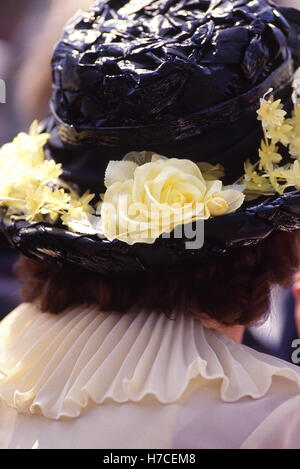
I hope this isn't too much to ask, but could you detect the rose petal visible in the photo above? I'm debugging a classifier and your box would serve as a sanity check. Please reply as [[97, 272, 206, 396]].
[[205, 180, 223, 196], [64, 212, 102, 235], [123, 151, 153, 165], [218, 189, 245, 214], [104, 161, 138, 188]]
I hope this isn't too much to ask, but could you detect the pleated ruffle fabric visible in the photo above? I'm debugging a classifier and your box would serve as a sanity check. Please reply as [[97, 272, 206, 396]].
[[1, 303, 300, 421]]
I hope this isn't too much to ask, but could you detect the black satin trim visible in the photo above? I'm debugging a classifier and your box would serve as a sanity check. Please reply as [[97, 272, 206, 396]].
[[57, 58, 293, 148]]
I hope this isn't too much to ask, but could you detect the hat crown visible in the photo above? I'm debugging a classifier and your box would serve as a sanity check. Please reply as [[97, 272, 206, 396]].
[[51, 0, 297, 129]]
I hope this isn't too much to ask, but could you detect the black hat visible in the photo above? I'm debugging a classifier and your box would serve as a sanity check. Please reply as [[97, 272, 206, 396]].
[[1, 0, 300, 275]]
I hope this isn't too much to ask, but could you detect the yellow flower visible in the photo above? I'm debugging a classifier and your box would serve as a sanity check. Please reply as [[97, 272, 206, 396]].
[[42, 188, 71, 221], [257, 95, 286, 130], [32, 160, 63, 183], [268, 170, 286, 194], [0, 120, 49, 168], [0, 121, 51, 199], [265, 122, 293, 146], [69, 191, 95, 214], [280, 160, 300, 189], [243, 160, 274, 194], [259, 161, 300, 195], [197, 162, 225, 181], [61, 191, 97, 233], [258, 140, 282, 171], [24, 186, 51, 222], [289, 137, 300, 160], [23, 187, 71, 222], [99, 156, 244, 244], [287, 103, 300, 137]]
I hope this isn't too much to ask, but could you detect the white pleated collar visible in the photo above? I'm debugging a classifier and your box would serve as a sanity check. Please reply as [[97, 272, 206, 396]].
[[1, 303, 300, 420]]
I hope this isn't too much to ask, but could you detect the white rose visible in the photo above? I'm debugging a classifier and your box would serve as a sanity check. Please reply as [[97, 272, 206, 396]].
[[99, 154, 245, 245]]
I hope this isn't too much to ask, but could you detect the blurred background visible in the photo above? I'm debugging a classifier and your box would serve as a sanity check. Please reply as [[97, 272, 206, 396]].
[[0, 0, 93, 316], [0, 0, 299, 361]]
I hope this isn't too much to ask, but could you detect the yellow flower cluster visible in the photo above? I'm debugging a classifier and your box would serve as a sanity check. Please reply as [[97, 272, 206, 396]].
[[0, 121, 95, 228], [244, 88, 300, 196]]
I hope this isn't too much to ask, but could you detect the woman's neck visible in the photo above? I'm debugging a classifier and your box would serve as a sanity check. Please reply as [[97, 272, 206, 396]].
[[216, 325, 245, 343], [202, 318, 245, 343]]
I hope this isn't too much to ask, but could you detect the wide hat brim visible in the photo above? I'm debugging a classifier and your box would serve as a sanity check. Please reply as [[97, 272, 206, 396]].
[[2, 189, 300, 275]]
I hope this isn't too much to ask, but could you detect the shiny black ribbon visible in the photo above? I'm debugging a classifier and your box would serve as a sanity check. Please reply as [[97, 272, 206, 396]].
[[57, 58, 293, 148]]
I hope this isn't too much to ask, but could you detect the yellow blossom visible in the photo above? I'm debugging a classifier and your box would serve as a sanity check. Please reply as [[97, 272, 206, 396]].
[[268, 170, 286, 194], [265, 122, 293, 146], [69, 191, 95, 214], [281, 160, 300, 189], [23, 187, 71, 222], [32, 160, 63, 183], [61, 191, 96, 232], [243, 161, 274, 194], [41, 188, 72, 221], [287, 103, 300, 137], [289, 136, 300, 160], [0, 120, 50, 168], [257, 95, 286, 130], [24, 186, 50, 222], [197, 162, 225, 181], [258, 139, 282, 171]]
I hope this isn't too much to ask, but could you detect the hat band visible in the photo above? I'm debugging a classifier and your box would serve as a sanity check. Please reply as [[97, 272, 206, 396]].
[[57, 58, 293, 148]]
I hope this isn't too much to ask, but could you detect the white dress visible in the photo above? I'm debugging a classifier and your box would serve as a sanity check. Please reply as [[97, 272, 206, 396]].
[[1, 303, 300, 449]]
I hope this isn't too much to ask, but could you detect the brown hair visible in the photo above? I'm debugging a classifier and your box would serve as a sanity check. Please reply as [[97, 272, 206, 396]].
[[15, 230, 300, 326]]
